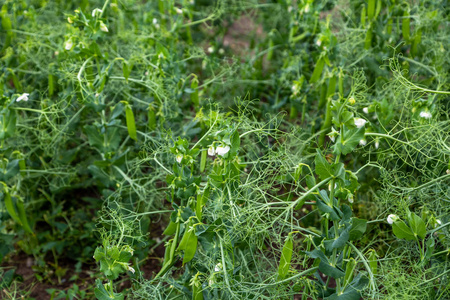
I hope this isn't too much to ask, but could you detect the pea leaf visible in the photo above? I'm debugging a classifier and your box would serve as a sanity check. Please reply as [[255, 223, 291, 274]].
[[348, 218, 367, 241], [315, 149, 332, 180], [392, 220, 416, 240], [94, 279, 124, 300], [333, 125, 365, 155], [407, 212, 426, 240], [332, 228, 349, 249]]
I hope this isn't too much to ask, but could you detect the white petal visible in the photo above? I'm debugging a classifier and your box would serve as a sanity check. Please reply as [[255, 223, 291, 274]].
[[208, 146, 216, 156], [354, 118, 367, 128], [359, 139, 366, 146], [387, 214, 397, 225], [419, 111, 432, 119], [65, 40, 73, 50], [216, 145, 230, 156], [176, 155, 183, 163], [363, 107, 369, 114], [16, 93, 30, 102], [100, 22, 108, 32]]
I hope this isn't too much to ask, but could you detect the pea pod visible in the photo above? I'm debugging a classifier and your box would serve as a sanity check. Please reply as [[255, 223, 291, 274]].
[[196, 193, 204, 221], [364, 25, 373, 49], [48, 74, 54, 97], [387, 18, 393, 35], [368, 249, 378, 276], [402, 10, 410, 41], [121, 101, 137, 141], [4, 190, 22, 225], [16, 198, 33, 234], [1, 12, 12, 49], [368, 0, 375, 20], [163, 220, 177, 235], [318, 82, 328, 109], [191, 77, 199, 108], [191, 273, 203, 300], [375, 0, 382, 19], [289, 102, 297, 120], [344, 258, 356, 286], [361, 6, 366, 28], [411, 29, 422, 57], [278, 232, 294, 279], [310, 55, 325, 84], [178, 221, 198, 264], [338, 69, 344, 98], [148, 105, 156, 130]]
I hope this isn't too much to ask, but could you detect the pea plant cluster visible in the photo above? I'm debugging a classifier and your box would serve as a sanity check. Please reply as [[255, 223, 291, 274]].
[[0, 0, 449, 299]]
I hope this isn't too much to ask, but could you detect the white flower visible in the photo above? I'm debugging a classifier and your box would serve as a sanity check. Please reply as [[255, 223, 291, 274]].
[[436, 219, 442, 225], [176, 154, 183, 163], [153, 18, 158, 25], [16, 93, 29, 102], [359, 139, 366, 146], [316, 39, 321, 47], [419, 111, 432, 119], [387, 214, 397, 225], [363, 107, 369, 114], [447, 169, 450, 175], [67, 17, 73, 24], [348, 194, 354, 203], [208, 146, 216, 156], [215, 145, 230, 156], [65, 39, 73, 50], [92, 8, 103, 17], [375, 140, 379, 149], [54, 51, 59, 56], [330, 136, 335, 143], [128, 266, 135, 274], [214, 263, 222, 272], [207, 46, 214, 53], [354, 118, 367, 128], [218, 48, 225, 55], [175, 7, 183, 14], [304, 4, 310, 13], [100, 21, 108, 32]]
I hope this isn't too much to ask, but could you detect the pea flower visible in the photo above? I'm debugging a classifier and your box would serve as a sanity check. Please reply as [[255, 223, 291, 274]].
[[419, 111, 432, 119], [65, 39, 73, 50], [208, 146, 216, 156], [207, 46, 214, 54], [176, 154, 183, 163], [348, 97, 356, 105], [214, 263, 222, 272], [16, 93, 29, 102], [92, 8, 103, 17], [363, 107, 369, 114], [215, 145, 230, 156], [128, 266, 135, 274], [375, 139, 379, 149], [359, 139, 366, 146], [100, 21, 108, 32], [387, 214, 398, 225], [354, 118, 367, 128]]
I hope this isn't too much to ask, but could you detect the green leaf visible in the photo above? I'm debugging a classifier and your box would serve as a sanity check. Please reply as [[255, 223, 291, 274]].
[[348, 218, 367, 241], [315, 149, 332, 180], [408, 212, 426, 240], [332, 228, 349, 249], [392, 220, 416, 240], [4, 192, 22, 225], [94, 279, 124, 300], [333, 126, 365, 155], [319, 261, 345, 279]]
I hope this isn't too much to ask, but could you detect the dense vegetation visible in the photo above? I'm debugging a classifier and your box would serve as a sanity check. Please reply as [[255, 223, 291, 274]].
[[0, 0, 449, 299]]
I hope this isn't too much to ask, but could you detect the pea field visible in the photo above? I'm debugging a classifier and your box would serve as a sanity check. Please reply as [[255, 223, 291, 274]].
[[0, 0, 449, 299]]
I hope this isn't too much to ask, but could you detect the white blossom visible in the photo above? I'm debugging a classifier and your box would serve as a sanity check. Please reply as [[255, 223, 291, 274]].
[[436, 219, 442, 225], [419, 111, 432, 119], [100, 21, 108, 32], [176, 154, 183, 163], [16, 93, 29, 102], [359, 139, 366, 146], [175, 7, 183, 14], [65, 39, 73, 50], [354, 118, 367, 128], [67, 17, 73, 24], [207, 46, 214, 54], [218, 48, 225, 55], [128, 266, 135, 274], [214, 263, 222, 272], [387, 214, 397, 225], [348, 194, 354, 203], [363, 107, 369, 114], [216, 145, 230, 156], [92, 8, 103, 17], [208, 146, 216, 156], [316, 39, 321, 47], [375, 140, 379, 149]]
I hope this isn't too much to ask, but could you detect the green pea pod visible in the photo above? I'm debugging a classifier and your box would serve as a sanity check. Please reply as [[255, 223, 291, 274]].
[[48, 74, 54, 97], [182, 225, 198, 264], [191, 273, 203, 300], [196, 193, 204, 221], [411, 29, 422, 57], [387, 18, 393, 35], [191, 77, 199, 108], [368, 249, 378, 276], [368, 0, 375, 20], [319, 98, 333, 145], [344, 258, 356, 286], [123, 102, 137, 141], [148, 105, 156, 130], [402, 10, 410, 41], [177, 220, 193, 251], [267, 35, 274, 61], [289, 102, 297, 120], [16, 199, 33, 234], [361, 6, 366, 28], [4, 191, 22, 225], [338, 69, 344, 98], [375, 0, 382, 19], [1, 13, 12, 48], [123, 61, 131, 82], [364, 26, 373, 49], [310, 56, 325, 84], [200, 150, 206, 172], [163, 239, 174, 263], [327, 75, 337, 99], [163, 220, 177, 235], [318, 83, 328, 109], [278, 232, 294, 279]]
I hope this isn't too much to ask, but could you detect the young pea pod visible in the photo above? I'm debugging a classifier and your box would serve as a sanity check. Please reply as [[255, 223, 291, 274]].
[[368, 249, 378, 276], [191, 272, 204, 300], [278, 232, 294, 279], [338, 69, 344, 98], [344, 258, 357, 286], [196, 193, 204, 221], [191, 76, 199, 108], [310, 55, 325, 84], [402, 10, 410, 41], [148, 105, 156, 130], [411, 29, 422, 57], [289, 102, 297, 120], [177, 218, 198, 264], [387, 18, 393, 35], [16, 198, 33, 234], [48, 74, 54, 97], [4, 189, 21, 226], [121, 101, 137, 141], [368, 0, 375, 20], [361, 6, 366, 28], [364, 25, 373, 49]]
